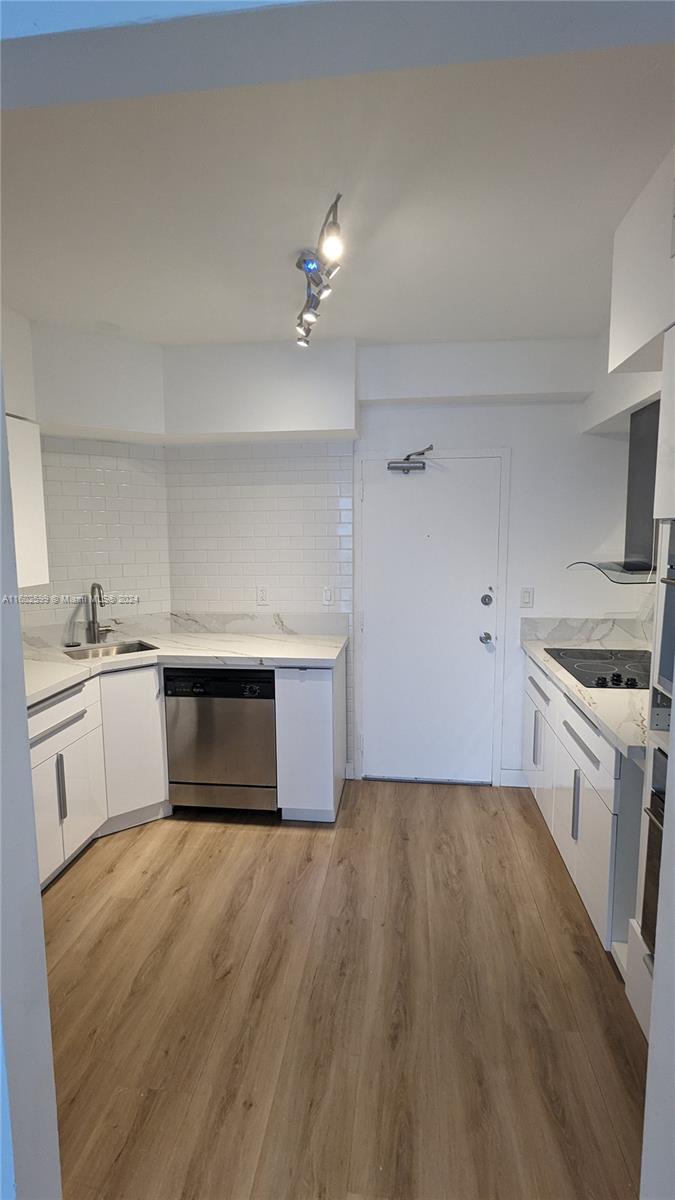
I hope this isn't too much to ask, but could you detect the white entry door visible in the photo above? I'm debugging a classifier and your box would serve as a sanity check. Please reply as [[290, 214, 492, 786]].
[[360, 454, 502, 783]]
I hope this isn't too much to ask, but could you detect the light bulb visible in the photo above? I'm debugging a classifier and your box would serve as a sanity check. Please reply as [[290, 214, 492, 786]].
[[317, 282, 332, 299], [297, 334, 310, 348], [321, 221, 343, 262]]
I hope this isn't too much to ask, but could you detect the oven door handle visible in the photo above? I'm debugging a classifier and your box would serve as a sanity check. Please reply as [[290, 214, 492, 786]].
[[644, 806, 665, 833], [660, 577, 675, 586]]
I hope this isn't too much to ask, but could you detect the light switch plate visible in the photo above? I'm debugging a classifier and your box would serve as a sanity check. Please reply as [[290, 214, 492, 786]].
[[520, 586, 535, 608], [322, 587, 334, 606], [256, 585, 269, 606]]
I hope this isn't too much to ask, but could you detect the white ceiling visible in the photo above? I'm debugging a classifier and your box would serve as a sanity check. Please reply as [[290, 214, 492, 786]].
[[2, 40, 674, 345]]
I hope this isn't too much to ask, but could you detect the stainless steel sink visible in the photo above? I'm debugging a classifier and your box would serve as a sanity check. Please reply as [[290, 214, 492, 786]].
[[64, 641, 158, 660]]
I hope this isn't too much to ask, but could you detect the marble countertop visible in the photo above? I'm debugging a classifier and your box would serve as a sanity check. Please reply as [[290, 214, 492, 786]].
[[521, 639, 648, 759], [24, 630, 348, 708]]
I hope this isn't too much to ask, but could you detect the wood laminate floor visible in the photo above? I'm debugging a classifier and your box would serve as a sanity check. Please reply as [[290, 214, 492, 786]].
[[43, 783, 647, 1200]]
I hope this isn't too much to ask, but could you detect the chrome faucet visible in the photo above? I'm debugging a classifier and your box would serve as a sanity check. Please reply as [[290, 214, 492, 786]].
[[86, 582, 113, 644]]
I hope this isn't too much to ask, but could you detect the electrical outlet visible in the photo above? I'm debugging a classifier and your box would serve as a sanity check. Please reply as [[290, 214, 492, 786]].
[[520, 586, 535, 609], [256, 585, 269, 606], [322, 587, 334, 606]]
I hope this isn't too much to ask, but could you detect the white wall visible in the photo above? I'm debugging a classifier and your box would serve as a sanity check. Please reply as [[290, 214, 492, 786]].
[[1, 387, 62, 1199], [356, 402, 647, 780], [357, 338, 597, 405], [163, 340, 356, 438], [31, 323, 164, 436]]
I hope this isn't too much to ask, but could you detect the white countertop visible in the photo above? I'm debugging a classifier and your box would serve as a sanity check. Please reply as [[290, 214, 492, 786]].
[[24, 631, 348, 708], [522, 639, 648, 759]]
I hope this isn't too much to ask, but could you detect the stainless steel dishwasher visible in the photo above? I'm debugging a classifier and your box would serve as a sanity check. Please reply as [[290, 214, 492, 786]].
[[164, 668, 277, 810]]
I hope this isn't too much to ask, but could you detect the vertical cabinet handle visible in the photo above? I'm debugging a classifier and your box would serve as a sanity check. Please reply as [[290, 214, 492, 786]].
[[56, 752, 68, 821], [571, 768, 581, 841], [533, 709, 541, 768]]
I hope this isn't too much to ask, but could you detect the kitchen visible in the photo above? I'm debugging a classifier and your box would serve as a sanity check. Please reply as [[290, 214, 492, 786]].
[[1, 5, 674, 1200]]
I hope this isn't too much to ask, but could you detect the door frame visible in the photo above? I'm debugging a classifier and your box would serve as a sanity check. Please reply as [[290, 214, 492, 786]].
[[353, 447, 511, 786]]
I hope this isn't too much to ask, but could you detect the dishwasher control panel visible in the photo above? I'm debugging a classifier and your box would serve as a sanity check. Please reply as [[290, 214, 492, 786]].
[[164, 668, 275, 699]]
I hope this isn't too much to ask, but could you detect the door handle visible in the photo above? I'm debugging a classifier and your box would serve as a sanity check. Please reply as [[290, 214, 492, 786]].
[[533, 708, 541, 768], [479, 632, 492, 645], [644, 806, 665, 833], [571, 768, 581, 841], [55, 752, 68, 822]]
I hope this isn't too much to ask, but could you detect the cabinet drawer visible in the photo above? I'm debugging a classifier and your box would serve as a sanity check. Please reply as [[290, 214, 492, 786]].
[[30, 698, 102, 768], [557, 692, 619, 801], [27, 677, 100, 741], [576, 773, 616, 949], [524, 658, 557, 716]]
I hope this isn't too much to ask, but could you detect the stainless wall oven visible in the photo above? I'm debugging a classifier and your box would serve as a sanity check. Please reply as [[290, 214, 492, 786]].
[[641, 748, 668, 961], [164, 669, 277, 810]]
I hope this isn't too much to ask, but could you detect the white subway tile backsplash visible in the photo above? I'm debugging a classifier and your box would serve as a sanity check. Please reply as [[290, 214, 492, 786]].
[[29, 433, 354, 756]]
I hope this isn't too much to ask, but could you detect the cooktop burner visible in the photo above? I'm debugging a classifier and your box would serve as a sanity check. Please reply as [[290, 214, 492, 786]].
[[544, 647, 651, 690]]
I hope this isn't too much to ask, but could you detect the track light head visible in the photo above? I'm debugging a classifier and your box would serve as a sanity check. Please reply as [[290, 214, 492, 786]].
[[302, 291, 320, 324], [296, 334, 310, 348], [320, 220, 343, 263]]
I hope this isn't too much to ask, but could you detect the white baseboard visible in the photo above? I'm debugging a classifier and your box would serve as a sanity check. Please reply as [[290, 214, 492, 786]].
[[499, 769, 528, 788], [97, 801, 171, 837], [282, 807, 336, 824]]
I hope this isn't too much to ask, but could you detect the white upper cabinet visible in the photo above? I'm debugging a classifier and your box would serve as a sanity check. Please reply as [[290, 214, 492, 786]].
[[2, 308, 37, 420], [2, 309, 49, 587], [5, 414, 49, 588], [654, 326, 675, 520], [608, 149, 675, 373]]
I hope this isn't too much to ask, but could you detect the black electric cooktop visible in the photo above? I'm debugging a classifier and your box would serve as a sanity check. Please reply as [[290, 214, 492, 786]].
[[544, 647, 651, 690]]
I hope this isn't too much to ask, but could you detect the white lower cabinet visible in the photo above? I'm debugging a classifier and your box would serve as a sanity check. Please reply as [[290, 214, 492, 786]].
[[101, 666, 167, 817], [61, 726, 108, 859], [551, 718, 617, 948], [29, 687, 108, 885], [522, 692, 555, 830], [552, 738, 579, 879], [32, 753, 68, 883], [275, 659, 346, 822], [576, 771, 616, 945], [523, 656, 626, 951]]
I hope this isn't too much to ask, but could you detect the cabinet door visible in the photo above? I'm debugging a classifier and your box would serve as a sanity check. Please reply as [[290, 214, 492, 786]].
[[61, 727, 108, 859], [522, 693, 541, 793], [576, 775, 616, 949], [31, 755, 64, 884], [275, 668, 335, 819], [552, 738, 580, 879], [101, 667, 167, 817], [534, 714, 555, 832], [5, 414, 49, 587]]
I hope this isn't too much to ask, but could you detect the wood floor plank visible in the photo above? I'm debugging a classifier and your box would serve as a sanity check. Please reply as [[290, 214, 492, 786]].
[[499, 786, 647, 1190], [250, 792, 377, 1199], [45, 783, 645, 1200], [347, 783, 446, 1200]]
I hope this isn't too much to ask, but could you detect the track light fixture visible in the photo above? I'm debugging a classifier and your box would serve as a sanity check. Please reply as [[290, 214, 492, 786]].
[[294, 193, 344, 347]]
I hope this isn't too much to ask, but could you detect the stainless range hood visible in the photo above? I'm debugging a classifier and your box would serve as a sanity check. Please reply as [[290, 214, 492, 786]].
[[568, 399, 659, 585]]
